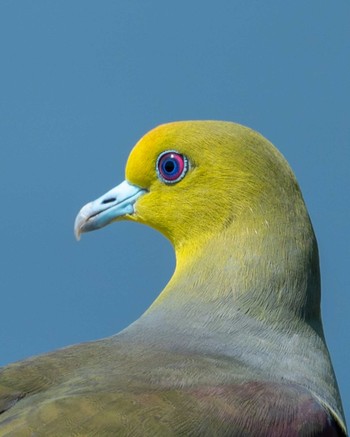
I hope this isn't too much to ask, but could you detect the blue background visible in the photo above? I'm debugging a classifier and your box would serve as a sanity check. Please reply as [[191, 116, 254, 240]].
[[1, 0, 349, 425]]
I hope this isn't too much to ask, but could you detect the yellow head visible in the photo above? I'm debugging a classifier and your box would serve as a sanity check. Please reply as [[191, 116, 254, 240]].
[[126, 121, 302, 247]]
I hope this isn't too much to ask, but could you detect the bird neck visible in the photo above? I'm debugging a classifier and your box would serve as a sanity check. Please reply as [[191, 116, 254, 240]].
[[146, 212, 323, 337]]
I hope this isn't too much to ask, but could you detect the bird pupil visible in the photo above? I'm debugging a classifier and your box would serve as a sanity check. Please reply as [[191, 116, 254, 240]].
[[164, 160, 175, 173]]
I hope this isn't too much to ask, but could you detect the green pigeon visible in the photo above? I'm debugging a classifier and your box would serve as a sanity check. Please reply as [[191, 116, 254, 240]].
[[0, 121, 346, 436]]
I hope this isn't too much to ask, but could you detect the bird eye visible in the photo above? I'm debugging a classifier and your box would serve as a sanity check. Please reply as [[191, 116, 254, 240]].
[[156, 150, 188, 184]]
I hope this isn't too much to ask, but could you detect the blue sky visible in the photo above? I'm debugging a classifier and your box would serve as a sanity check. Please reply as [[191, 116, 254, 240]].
[[1, 0, 349, 425]]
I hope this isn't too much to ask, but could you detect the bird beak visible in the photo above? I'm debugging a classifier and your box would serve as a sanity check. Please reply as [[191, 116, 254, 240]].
[[74, 180, 147, 240]]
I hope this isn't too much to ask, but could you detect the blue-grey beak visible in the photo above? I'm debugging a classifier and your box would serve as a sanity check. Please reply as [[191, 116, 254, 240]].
[[74, 180, 147, 240]]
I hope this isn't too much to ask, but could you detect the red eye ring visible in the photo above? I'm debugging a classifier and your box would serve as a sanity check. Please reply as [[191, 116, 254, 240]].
[[156, 150, 188, 184]]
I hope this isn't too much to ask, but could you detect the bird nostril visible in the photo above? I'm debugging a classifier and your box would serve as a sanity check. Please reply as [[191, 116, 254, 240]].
[[102, 197, 117, 204]]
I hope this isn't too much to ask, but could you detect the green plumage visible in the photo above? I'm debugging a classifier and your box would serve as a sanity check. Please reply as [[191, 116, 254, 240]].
[[0, 121, 346, 435]]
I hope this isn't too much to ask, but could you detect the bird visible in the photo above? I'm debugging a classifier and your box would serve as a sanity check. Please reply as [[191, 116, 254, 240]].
[[0, 121, 347, 436]]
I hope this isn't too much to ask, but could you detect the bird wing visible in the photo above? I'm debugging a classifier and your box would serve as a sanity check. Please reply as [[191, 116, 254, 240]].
[[0, 339, 345, 436]]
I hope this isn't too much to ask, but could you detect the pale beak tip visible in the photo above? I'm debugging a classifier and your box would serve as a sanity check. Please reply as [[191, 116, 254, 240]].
[[75, 229, 82, 241], [74, 212, 85, 241]]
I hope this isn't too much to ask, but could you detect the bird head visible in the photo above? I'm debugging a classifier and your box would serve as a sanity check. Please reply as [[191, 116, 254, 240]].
[[76, 121, 302, 246]]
